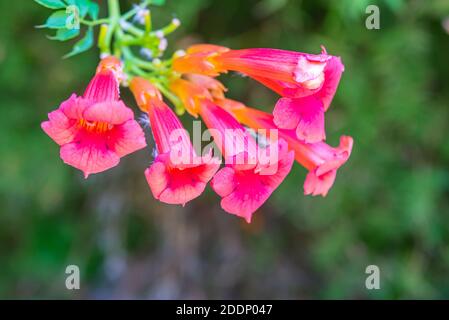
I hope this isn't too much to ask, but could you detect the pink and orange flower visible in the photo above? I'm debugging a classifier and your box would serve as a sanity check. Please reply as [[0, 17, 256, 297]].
[[171, 79, 295, 222], [130, 77, 220, 206], [202, 100, 294, 222], [215, 98, 353, 197], [41, 56, 146, 178], [173, 45, 344, 143]]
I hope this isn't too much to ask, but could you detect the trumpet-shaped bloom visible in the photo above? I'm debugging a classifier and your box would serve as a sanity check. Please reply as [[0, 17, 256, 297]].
[[198, 98, 294, 222], [173, 45, 344, 143], [172, 44, 229, 76], [216, 48, 330, 88], [169, 78, 212, 117], [265, 54, 344, 142], [216, 99, 353, 196], [130, 77, 220, 205], [254, 54, 345, 110], [41, 56, 146, 178], [184, 74, 227, 100]]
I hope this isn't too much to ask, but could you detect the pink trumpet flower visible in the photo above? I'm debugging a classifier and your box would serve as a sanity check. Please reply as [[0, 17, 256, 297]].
[[130, 77, 220, 206], [198, 98, 294, 223], [41, 56, 146, 178], [216, 98, 353, 197], [173, 45, 344, 143]]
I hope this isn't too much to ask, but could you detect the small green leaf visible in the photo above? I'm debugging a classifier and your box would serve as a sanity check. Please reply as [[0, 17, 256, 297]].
[[63, 27, 93, 58], [47, 28, 80, 41], [34, 0, 66, 9], [87, 1, 99, 20], [37, 10, 69, 29]]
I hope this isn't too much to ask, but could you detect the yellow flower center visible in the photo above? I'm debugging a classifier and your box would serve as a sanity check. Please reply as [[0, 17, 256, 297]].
[[78, 119, 113, 133]]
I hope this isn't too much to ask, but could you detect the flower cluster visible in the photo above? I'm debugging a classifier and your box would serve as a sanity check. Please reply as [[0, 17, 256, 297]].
[[39, 0, 353, 223]]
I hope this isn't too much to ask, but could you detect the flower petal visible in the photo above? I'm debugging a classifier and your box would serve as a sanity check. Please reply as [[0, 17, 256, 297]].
[[315, 135, 353, 177], [303, 169, 337, 197], [108, 119, 147, 157], [272, 97, 301, 130], [210, 166, 236, 197], [211, 142, 294, 223], [60, 137, 120, 178], [217, 170, 271, 223], [59, 94, 88, 120], [41, 110, 77, 145], [293, 55, 328, 86], [250, 75, 319, 98], [83, 69, 120, 102], [273, 96, 325, 143], [83, 101, 134, 125], [145, 152, 220, 205], [316, 56, 344, 111], [303, 136, 353, 197]]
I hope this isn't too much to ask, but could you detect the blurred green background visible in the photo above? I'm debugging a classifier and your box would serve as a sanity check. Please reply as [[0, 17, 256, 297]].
[[1, 0, 449, 299]]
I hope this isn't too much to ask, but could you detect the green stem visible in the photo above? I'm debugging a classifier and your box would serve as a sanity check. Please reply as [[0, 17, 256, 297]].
[[159, 19, 180, 36], [123, 23, 144, 37], [103, 0, 120, 56], [122, 47, 159, 75], [145, 10, 152, 33], [119, 35, 143, 46], [103, 0, 181, 114], [108, 0, 120, 21], [121, 0, 151, 20], [129, 65, 148, 78], [80, 18, 110, 26], [133, 57, 158, 71]]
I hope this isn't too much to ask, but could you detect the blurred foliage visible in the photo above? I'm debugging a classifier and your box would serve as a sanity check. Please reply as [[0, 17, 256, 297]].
[[0, 0, 449, 299]]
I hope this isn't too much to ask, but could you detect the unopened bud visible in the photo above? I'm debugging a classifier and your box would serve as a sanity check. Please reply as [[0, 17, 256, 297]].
[[173, 50, 186, 58], [171, 18, 181, 27], [158, 38, 168, 51], [155, 30, 164, 38], [140, 48, 153, 60]]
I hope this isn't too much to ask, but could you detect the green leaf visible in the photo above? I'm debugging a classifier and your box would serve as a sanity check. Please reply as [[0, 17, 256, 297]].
[[47, 28, 79, 41], [87, 1, 99, 20], [37, 10, 69, 29], [34, 0, 66, 9], [63, 27, 93, 58]]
